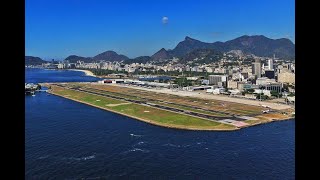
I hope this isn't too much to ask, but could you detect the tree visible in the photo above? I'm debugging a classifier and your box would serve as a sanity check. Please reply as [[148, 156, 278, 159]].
[[287, 92, 295, 97], [256, 93, 268, 100], [270, 90, 279, 97], [270, 90, 282, 98], [247, 88, 255, 93], [174, 78, 192, 87]]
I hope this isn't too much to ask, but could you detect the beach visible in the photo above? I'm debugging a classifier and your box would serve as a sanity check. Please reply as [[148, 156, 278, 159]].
[[68, 69, 96, 77]]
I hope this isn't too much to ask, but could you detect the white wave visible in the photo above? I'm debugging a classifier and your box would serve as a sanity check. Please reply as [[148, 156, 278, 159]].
[[81, 155, 95, 160], [122, 148, 149, 154], [163, 143, 181, 148], [196, 142, 206, 145], [130, 133, 143, 137], [134, 141, 146, 146], [69, 155, 95, 161], [38, 155, 50, 159], [163, 143, 193, 148], [129, 148, 144, 152]]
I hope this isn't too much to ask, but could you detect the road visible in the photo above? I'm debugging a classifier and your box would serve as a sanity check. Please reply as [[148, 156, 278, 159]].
[[101, 83, 292, 110]]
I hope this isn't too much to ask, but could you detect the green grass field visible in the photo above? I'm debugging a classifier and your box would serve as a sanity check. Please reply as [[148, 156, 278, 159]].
[[81, 87, 230, 118], [110, 104, 227, 128], [50, 85, 236, 130]]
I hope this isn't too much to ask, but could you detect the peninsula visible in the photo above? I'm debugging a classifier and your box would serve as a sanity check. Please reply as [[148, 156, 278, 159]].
[[42, 82, 294, 131]]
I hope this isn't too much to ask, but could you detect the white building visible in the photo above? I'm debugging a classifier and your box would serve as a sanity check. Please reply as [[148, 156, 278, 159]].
[[227, 80, 238, 89], [212, 88, 225, 94], [256, 77, 276, 85], [254, 89, 271, 97], [205, 67, 214, 73], [287, 96, 295, 103], [268, 58, 274, 70], [229, 89, 240, 95], [186, 77, 199, 81], [57, 63, 64, 69]]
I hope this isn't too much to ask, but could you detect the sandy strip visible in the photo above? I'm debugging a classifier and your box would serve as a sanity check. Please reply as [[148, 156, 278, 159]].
[[68, 69, 96, 77]]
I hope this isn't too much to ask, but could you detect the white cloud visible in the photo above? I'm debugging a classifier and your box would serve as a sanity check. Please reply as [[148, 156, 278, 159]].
[[162, 16, 168, 24]]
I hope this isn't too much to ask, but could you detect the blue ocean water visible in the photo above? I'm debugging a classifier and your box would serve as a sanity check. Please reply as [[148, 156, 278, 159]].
[[25, 68, 101, 83], [25, 68, 295, 179]]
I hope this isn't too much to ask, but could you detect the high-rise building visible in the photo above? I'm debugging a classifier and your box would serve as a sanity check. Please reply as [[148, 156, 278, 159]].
[[268, 58, 274, 70], [287, 63, 292, 70], [252, 59, 261, 78], [208, 75, 228, 86]]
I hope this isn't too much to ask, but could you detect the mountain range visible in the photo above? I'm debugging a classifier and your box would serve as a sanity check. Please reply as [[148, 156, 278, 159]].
[[165, 35, 295, 59], [64, 55, 93, 63], [123, 56, 152, 64], [25, 35, 295, 65], [25, 56, 47, 65], [179, 49, 223, 64], [93, 51, 129, 61], [64, 51, 129, 63], [151, 48, 171, 61]]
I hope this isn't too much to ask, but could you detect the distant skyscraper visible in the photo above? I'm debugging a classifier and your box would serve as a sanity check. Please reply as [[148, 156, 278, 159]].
[[252, 59, 261, 78], [268, 58, 274, 70]]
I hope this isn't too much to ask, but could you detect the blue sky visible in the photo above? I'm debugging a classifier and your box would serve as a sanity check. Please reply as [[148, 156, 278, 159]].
[[25, 0, 295, 60]]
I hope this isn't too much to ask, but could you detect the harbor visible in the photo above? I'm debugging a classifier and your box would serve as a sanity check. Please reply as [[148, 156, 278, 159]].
[[25, 83, 47, 95]]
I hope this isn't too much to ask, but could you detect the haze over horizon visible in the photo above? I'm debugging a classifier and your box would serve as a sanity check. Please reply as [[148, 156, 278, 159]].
[[26, 0, 295, 60]]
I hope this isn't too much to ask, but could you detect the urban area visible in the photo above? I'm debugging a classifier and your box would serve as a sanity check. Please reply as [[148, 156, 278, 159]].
[[27, 53, 295, 105]]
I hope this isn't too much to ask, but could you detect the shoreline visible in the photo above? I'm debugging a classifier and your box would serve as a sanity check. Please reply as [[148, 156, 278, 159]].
[[68, 69, 96, 77]]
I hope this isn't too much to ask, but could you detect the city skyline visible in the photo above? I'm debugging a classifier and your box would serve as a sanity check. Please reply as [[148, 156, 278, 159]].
[[26, 0, 295, 60]]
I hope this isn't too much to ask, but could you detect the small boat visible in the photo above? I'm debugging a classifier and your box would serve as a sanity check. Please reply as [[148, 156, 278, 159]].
[[32, 94, 35, 97]]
